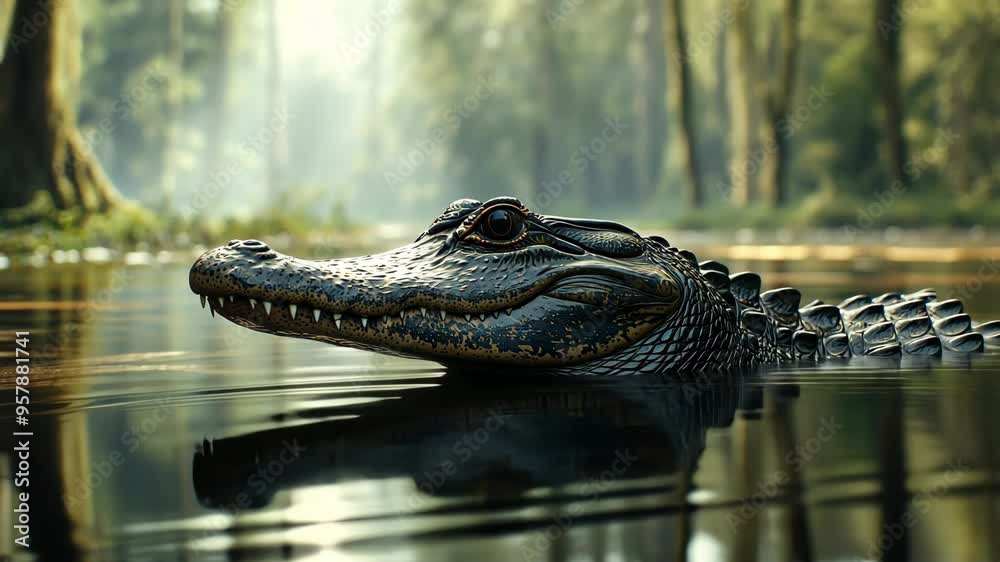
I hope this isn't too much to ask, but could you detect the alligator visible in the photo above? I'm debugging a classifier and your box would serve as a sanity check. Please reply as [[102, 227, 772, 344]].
[[189, 196, 1000, 375]]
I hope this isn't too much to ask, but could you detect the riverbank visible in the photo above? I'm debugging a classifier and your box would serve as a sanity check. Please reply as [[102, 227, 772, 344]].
[[2, 191, 997, 264]]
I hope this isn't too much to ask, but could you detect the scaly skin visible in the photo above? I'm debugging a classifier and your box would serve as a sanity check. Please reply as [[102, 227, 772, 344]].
[[189, 197, 1000, 374]]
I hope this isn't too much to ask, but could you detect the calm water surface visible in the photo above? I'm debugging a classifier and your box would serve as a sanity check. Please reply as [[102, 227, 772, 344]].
[[1, 254, 999, 562]]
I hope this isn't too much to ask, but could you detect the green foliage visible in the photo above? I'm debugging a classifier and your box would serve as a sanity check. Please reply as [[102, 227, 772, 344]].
[[0, 188, 362, 256], [8, 0, 993, 248], [0, 192, 161, 253], [672, 191, 1000, 231], [391, 0, 997, 223]]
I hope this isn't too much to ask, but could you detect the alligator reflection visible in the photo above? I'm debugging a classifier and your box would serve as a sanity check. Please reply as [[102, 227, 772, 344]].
[[192, 370, 774, 518]]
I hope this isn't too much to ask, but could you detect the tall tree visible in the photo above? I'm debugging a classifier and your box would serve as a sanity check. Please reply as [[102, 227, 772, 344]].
[[265, 0, 287, 201], [532, 0, 559, 203], [714, 0, 731, 185], [726, 0, 756, 206], [758, 0, 802, 206], [665, 0, 703, 208], [0, 0, 119, 211], [874, 0, 909, 187], [203, 1, 236, 184], [160, 0, 185, 210], [634, 0, 667, 200], [0, 1, 16, 61], [365, 0, 385, 203]]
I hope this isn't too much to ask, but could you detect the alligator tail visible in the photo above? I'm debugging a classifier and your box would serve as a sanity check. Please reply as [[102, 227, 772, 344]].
[[695, 258, 1000, 361]]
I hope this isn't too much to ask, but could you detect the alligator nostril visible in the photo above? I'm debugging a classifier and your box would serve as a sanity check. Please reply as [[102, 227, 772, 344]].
[[227, 239, 241, 247], [232, 239, 270, 253]]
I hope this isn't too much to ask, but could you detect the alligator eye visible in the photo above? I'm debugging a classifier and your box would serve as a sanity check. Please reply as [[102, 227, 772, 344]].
[[480, 208, 524, 241]]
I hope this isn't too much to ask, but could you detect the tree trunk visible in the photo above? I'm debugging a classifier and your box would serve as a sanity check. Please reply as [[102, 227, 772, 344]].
[[532, 0, 558, 203], [714, 0, 730, 189], [197, 2, 243, 219], [759, 0, 801, 207], [366, 1, 384, 201], [266, 0, 287, 201], [204, 1, 235, 179], [0, 0, 119, 212], [634, 0, 667, 200], [665, 0, 703, 208], [874, 0, 909, 187], [161, 0, 185, 210], [0, 0, 17, 60], [726, 0, 756, 206]]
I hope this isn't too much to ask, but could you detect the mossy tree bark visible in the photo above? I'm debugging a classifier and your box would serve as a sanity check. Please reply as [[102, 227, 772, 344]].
[[265, 0, 287, 202], [665, 0, 703, 208], [726, 0, 756, 207], [160, 0, 185, 210], [874, 0, 910, 188], [531, 0, 559, 205], [758, 0, 802, 207], [634, 0, 667, 200], [0, 0, 119, 212]]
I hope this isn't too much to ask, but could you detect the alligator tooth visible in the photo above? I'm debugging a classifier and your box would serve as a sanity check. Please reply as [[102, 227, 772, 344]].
[[313, 308, 321, 322], [505, 308, 512, 316], [333, 313, 342, 320], [465, 314, 472, 322], [217, 297, 225, 308], [361, 317, 368, 328], [440, 310, 446, 320], [382, 315, 390, 324], [335, 319, 342, 329], [492, 312, 499, 319], [200, 295, 206, 308], [249, 299, 257, 310], [263, 301, 272, 316], [420, 307, 427, 316], [210, 305, 215, 317], [289, 304, 298, 319], [400, 311, 406, 319], [480, 314, 486, 321], [228, 295, 234, 303]]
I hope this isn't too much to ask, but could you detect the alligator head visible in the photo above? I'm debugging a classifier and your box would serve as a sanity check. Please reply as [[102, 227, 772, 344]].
[[190, 197, 741, 373]]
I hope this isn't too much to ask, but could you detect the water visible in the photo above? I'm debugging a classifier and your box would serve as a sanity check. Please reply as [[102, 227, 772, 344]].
[[1, 255, 999, 562]]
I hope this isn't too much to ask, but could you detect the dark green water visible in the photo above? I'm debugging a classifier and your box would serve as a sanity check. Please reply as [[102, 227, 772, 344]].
[[1, 257, 999, 562]]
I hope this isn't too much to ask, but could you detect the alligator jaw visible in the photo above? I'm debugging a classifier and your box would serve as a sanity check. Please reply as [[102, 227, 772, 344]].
[[189, 237, 679, 366]]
